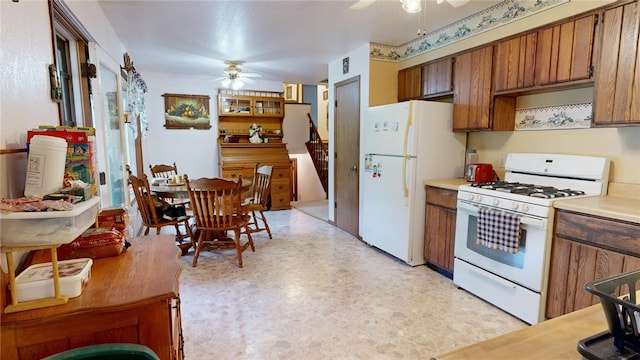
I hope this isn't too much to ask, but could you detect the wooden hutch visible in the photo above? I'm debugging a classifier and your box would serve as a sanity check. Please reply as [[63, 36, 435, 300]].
[[217, 89, 291, 210]]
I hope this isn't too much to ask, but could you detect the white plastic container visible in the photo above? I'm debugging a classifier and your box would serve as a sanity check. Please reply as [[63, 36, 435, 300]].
[[0, 196, 101, 247], [12, 258, 93, 302], [24, 135, 68, 197]]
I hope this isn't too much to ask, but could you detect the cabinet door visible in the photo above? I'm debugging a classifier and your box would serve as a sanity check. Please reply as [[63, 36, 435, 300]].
[[453, 46, 494, 131], [254, 97, 284, 117], [422, 57, 454, 97], [535, 14, 596, 86], [593, 1, 640, 125], [545, 237, 640, 319], [494, 33, 536, 92], [171, 297, 184, 360], [424, 187, 458, 277], [219, 95, 253, 116], [398, 66, 422, 101]]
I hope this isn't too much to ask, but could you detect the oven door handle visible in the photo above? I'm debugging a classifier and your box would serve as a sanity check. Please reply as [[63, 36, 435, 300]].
[[458, 201, 547, 229], [520, 217, 546, 229]]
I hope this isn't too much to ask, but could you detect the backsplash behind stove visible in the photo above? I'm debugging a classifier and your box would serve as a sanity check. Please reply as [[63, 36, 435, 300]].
[[515, 102, 592, 131]]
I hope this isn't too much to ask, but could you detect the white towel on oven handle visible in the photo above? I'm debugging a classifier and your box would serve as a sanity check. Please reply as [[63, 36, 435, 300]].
[[476, 206, 521, 254]]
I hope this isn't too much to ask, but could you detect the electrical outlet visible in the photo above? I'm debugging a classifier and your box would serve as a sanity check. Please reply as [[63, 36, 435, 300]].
[[499, 155, 507, 167]]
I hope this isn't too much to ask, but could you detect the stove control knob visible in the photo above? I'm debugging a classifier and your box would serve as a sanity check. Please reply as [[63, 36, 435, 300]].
[[522, 204, 530, 212], [476, 195, 483, 202], [492, 199, 500, 206], [511, 202, 519, 210]]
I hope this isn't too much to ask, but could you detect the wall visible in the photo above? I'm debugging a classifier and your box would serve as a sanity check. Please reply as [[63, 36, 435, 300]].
[[367, 0, 639, 186], [398, 0, 616, 68], [369, 60, 397, 106], [316, 84, 329, 140], [140, 72, 283, 179], [283, 103, 325, 201], [328, 43, 371, 222], [0, 1, 58, 197], [0, 0, 128, 269]]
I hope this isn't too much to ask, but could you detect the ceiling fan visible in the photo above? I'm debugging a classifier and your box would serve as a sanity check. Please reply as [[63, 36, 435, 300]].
[[215, 60, 262, 90], [350, 0, 471, 11]]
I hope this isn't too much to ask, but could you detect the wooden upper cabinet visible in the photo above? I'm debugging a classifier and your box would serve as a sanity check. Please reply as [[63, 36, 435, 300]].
[[494, 33, 537, 92], [422, 57, 454, 97], [535, 14, 597, 86], [453, 46, 496, 131], [398, 66, 422, 101], [593, 1, 640, 126]]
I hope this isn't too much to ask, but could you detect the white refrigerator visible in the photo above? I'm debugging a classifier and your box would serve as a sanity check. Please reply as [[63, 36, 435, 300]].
[[361, 100, 466, 266]]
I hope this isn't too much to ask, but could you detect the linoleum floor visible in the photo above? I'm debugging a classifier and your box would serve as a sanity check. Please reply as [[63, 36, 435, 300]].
[[177, 209, 527, 359]]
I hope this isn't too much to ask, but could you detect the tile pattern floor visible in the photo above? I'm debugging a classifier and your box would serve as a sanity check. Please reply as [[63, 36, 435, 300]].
[[177, 209, 527, 359]]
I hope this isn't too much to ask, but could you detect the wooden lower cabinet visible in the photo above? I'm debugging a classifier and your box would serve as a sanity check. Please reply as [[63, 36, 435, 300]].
[[424, 186, 458, 278], [1, 235, 183, 360], [219, 143, 291, 210], [545, 210, 640, 319]]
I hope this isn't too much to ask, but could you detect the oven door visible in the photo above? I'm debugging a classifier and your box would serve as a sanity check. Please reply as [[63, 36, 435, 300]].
[[453, 199, 551, 292]]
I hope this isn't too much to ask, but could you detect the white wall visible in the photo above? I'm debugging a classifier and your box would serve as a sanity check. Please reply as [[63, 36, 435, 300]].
[[0, 1, 59, 197], [141, 72, 284, 179], [327, 43, 371, 223], [283, 103, 325, 201]]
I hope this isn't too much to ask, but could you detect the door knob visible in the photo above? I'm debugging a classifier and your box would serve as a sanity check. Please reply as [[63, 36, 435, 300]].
[[350, 166, 358, 172]]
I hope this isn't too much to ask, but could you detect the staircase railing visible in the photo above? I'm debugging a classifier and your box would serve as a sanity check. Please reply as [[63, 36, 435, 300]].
[[305, 113, 328, 194]]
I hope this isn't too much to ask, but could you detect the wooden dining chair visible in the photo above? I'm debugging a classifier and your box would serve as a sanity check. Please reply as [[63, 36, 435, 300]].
[[129, 173, 193, 251], [149, 162, 179, 179], [185, 175, 254, 268], [149, 162, 190, 209], [244, 163, 273, 239]]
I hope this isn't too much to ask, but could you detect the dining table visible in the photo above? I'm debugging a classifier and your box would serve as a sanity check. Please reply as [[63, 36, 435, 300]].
[[150, 177, 252, 200]]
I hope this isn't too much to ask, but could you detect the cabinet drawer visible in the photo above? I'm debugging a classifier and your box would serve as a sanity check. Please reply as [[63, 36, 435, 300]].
[[555, 210, 640, 257], [221, 167, 254, 179], [272, 168, 289, 181], [270, 180, 290, 210], [425, 186, 457, 210]]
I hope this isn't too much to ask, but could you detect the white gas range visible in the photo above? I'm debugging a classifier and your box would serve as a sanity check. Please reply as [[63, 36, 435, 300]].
[[453, 153, 610, 324]]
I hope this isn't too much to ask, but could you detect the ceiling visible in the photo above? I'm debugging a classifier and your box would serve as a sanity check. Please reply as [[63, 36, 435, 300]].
[[97, 0, 501, 85]]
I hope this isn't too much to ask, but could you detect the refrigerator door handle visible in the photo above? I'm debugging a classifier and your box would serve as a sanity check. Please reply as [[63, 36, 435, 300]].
[[402, 102, 413, 200]]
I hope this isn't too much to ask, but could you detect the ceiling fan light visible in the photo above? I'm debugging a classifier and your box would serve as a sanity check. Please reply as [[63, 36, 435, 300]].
[[400, 0, 421, 13], [221, 78, 231, 88], [231, 79, 244, 90]]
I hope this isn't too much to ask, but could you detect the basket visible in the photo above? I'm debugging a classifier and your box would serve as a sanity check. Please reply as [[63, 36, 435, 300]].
[[578, 269, 640, 359]]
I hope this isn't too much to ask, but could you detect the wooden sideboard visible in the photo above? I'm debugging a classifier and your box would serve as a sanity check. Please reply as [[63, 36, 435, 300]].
[[218, 143, 292, 210], [1, 235, 183, 360]]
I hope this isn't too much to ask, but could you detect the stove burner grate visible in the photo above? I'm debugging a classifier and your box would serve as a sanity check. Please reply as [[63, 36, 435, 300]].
[[471, 181, 586, 199]]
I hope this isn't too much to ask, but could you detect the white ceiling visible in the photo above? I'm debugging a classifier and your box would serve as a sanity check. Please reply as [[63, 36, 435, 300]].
[[97, 0, 500, 85]]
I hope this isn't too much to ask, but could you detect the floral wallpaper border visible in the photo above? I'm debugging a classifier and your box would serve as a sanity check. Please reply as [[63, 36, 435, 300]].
[[515, 103, 592, 130], [370, 0, 570, 62]]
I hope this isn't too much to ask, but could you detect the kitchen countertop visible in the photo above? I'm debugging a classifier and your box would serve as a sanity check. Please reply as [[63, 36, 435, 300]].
[[424, 178, 468, 191], [433, 303, 608, 359], [424, 179, 640, 224], [553, 195, 640, 224]]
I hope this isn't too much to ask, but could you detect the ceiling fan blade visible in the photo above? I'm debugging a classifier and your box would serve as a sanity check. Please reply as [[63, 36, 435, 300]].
[[350, 0, 375, 10], [446, 0, 470, 7], [239, 73, 262, 78]]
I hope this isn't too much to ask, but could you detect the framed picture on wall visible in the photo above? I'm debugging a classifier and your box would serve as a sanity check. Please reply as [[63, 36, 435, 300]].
[[284, 83, 303, 103], [162, 93, 211, 129]]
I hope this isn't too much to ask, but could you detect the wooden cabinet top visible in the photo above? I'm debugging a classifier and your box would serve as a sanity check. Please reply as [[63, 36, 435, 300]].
[[434, 304, 607, 359], [218, 143, 291, 167], [1, 235, 181, 325]]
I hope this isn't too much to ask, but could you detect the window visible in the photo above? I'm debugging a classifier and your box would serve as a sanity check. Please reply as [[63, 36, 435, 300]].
[[50, 0, 94, 127], [55, 33, 75, 125]]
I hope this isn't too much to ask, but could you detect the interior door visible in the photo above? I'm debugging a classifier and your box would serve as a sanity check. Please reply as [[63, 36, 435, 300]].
[[89, 44, 128, 208], [334, 77, 360, 238]]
